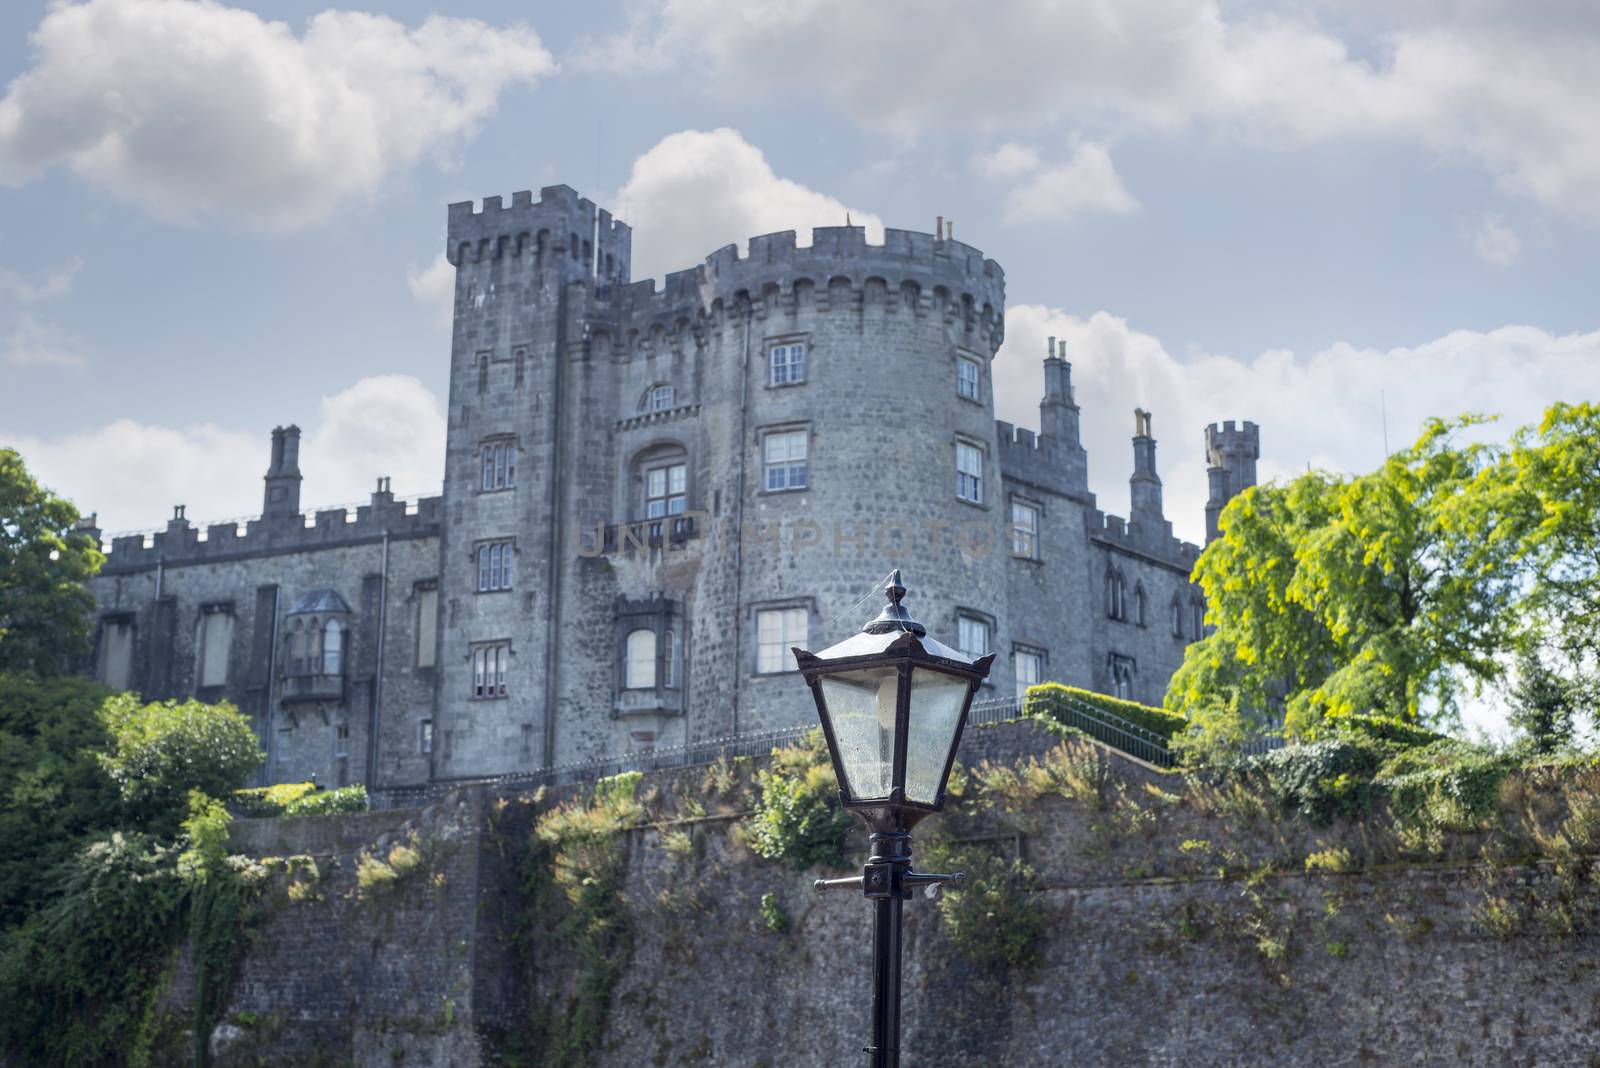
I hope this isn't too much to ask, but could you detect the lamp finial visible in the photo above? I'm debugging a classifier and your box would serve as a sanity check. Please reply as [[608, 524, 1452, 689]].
[[863, 569, 926, 636]]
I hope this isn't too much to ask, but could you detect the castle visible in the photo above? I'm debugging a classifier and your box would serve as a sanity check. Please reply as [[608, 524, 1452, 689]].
[[81, 185, 1260, 790]]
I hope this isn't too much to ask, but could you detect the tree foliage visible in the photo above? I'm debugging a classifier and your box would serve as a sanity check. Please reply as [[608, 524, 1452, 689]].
[[1169, 417, 1523, 737], [98, 694, 263, 834], [0, 448, 102, 675], [0, 672, 119, 925]]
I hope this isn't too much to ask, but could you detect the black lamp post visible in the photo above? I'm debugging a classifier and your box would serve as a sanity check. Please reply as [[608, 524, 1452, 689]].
[[792, 570, 995, 1068]]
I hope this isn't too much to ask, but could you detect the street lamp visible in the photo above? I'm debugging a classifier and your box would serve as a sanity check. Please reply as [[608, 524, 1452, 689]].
[[792, 570, 994, 1068]]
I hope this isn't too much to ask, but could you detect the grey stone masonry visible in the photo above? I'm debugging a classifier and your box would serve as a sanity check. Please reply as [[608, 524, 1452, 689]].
[[84, 184, 1262, 788]]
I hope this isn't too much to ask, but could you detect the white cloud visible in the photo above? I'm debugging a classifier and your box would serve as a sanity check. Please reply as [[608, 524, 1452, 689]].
[[603, 0, 1600, 221], [407, 254, 455, 326], [5, 313, 86, 368], [4, 374, 445, 532], [0, 0, 554, 230], [1471, 213, 1520, 268], [0, 258, 81, 302], [976, 143, 1041, 180], [614, 128, 883, 281], [994, 306, 1600, 549], [979, 142, 1140, 224]]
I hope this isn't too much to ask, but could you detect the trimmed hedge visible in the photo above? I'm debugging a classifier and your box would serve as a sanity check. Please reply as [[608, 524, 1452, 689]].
[[1024, 682, 1188, 740], [1330, 713, 1444, 749], [231, 782, 367, 818], [231, 781, 317, 818], [283, 784, 368, 817]]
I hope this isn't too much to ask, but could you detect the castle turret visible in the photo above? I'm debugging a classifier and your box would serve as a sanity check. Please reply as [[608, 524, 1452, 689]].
[[1130, 408, 1163, 521], [263, 425, 302, 518], [1204, 420, 1260, 542]]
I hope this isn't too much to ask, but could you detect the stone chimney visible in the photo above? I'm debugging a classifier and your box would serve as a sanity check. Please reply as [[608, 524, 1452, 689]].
[[1130, 408, 1164, 521], [263, 425, 303, 519]]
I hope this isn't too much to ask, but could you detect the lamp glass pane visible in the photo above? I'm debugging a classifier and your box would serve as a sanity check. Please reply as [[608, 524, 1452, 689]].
[[903, 667, 972, 805], [818, 666, 901, 801]]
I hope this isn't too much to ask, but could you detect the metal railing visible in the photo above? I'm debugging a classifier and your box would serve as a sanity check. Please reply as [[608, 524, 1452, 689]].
[[370, 724, 814, 809]]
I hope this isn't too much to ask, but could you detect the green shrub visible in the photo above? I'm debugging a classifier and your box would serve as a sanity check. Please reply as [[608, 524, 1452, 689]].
[[921, 840, 1049, 969], [758, 892, 790, 933], [0, 832, 187, 1066], [1025, 682, 1188, 740], [282, 784, 368, 818], [98, 694, 263, 832], [231, 781, 317, 817], [1327, 713, 1445, 749], [1245, 737, 1386, 824], [741, 730, 852, 871], [0, 671, 119, 919]]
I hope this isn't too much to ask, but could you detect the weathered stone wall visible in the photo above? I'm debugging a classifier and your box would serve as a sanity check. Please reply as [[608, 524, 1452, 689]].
[[88, 506, 440, 790], [165, 719, 1600, 1067]]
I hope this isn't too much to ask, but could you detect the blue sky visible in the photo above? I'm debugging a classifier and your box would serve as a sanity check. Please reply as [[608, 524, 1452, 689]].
[[3, 2, 1600, 657]]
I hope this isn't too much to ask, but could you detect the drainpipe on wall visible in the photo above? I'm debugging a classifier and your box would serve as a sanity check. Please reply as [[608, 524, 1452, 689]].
[[262, 585, 280, 785], [368, 528, 389, 789], [540, 282, 572, 767], [729, 300, 752, 735]]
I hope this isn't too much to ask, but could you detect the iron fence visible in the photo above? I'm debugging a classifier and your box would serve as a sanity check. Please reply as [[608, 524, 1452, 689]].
[[369, 694, 1288, 809]]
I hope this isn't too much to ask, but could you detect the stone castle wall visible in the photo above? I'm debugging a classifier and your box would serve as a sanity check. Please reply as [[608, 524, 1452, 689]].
[[84, 184, 1256, 789], [156, 719, 1600, 1068]]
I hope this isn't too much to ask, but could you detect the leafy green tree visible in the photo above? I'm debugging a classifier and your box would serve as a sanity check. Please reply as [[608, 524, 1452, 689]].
[[98, 694, 263, 833], [1169, 418, 1524, 739], [0, 673, 118, 925], [1492, 402, 1600, 716], [0, 449, 102, 675], [1507, 647, 1578, 754]]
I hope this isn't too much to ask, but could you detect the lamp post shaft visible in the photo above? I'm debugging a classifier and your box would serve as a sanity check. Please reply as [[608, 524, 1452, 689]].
[[870, 895, 903, 1068]]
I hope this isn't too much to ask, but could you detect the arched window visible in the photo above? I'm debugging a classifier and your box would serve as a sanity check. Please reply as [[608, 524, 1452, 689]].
[[640, 383, 675, 413], [1134, 583, 1147, 627], [1171, 594, 1184, 638], [1191, 597, 1206, 640], [1105, 569, 1126, 620], [1109, 655, 1136, 700], [288, 618, 307, 675], [625, 629, 657, 689], [322, 619, 344, 676]]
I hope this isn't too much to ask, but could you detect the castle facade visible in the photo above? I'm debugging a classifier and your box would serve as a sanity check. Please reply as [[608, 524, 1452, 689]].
[[82, 185, 1260, 789]]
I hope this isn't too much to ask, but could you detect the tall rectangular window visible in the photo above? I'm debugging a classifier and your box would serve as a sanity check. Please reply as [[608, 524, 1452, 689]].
[[415, 586, 438, 668], [756, 607, 808, 673], [472, 642, 510, 699], [645, 463, 687, 517], [476, 541, 514, 592], [956, 356, 980, 400], [770, 342, 807, 386], [764, 430, 808, 491], [957, 615, 990, 659], [334, 723, 350, 758], [480, 441, 515, 491], [419, 718, 433, 755], [101, 619, 134, 692], [1010, 501, 1040, 559], [624, 628, 657, 689], [198, 610, 233, 688], [956, 442, 983, 504], [1015, 648, 1043, 702]]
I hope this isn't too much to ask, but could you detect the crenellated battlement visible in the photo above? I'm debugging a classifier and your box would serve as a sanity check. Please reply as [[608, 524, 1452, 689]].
[[1087, 506, 1199, 572], [98, 494, 443, 574], [446, 185, 632, 282], [997, 419, 1091, 500], [585, 224, 1007, 358], [1205, 420, 1260, 463]]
